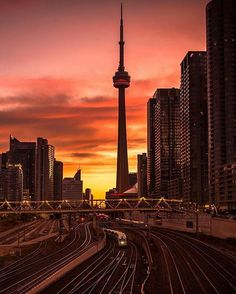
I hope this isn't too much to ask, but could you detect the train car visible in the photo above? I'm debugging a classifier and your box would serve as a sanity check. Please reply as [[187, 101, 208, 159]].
[[117, 234, 127, 247], [96, 213, 109, 220], [103, 228, 127, 248], [119, 218, 145, 227]]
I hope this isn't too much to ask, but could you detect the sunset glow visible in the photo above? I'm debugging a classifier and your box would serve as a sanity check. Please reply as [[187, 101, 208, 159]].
[[0, 0, 208, 197]]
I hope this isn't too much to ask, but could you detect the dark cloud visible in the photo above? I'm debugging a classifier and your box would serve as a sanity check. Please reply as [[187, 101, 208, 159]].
[[0, 93, 119, 156], [0, 0, 37, 9], [0, 94, 71, 107], [80, 96, 112, 104], [70, 152, 99, 158]]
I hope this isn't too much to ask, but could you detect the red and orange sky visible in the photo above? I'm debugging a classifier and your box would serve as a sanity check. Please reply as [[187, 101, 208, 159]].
[[0, 0, 208, 197]]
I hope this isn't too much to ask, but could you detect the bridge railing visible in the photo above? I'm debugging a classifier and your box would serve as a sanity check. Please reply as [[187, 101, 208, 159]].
[[0, 198, 183, 214]]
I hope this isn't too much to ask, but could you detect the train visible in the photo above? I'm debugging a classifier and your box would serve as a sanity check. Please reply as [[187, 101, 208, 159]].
[[116, 218, 148, 226], [96, 213, 110, 220], [115, 218, 154, 230], [103, 228, 127, 248]]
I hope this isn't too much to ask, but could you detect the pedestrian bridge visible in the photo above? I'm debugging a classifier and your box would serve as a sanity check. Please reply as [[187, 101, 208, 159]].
[[0, 198, 183, 214]]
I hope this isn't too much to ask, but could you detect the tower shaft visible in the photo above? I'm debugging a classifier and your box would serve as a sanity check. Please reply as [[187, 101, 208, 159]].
[[116, 87, 129, 192]]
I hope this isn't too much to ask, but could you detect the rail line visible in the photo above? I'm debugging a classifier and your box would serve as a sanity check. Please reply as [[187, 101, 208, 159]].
[[159, 230, 236, 291], [0, 221, 85, 280], [0, 222, 93, 293], [151, 229, 236, 294], [0, 241, 45, 275], [44, 237, 139, 294]]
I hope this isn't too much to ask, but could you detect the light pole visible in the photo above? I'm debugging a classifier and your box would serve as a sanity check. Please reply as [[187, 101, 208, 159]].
[[23, 214, 26, 242], [17, 215, 21, 257], [195, 203, 199, 237]]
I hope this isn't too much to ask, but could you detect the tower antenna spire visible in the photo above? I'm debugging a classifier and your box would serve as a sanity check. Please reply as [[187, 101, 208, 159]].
[[119, 3, 124, 71]]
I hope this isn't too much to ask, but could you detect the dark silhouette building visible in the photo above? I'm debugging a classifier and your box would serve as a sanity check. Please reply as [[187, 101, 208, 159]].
[[84, 188, 92, 201], [62, 169, 83, 201], [54, 159, 63, 201], [8, 136, 36, 200], [113, 4, 130, 193], [0, 153, 7, 171], [0, 163, 23, 201], [35, 138, 55, 201], [180, 52, 208, 204], [128, 172, 137, 188], [105, 188, 117, 200], [147, 98, 157, 196], [147, 89, 181, 198], [206, 0, 236, 209], [137, 153, 147, 197]]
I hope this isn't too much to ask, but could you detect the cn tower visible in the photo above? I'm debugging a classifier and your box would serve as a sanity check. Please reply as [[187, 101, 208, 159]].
[[113, 4, 130, 193]]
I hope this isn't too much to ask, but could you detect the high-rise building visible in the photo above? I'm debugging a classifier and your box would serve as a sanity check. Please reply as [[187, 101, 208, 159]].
[[0, 170, 7, 201], [206, 0, 236, 209], [54, 160, 63, 201], [113, 4, 130, 193], [35, 138, 55, 201], [137, 153, 147, 197], [147, 98, 157, 196], [0, 153, 7, 171], [84, 188, 92, 201], [74, 169, 81, 181], [8, 136, 36, 200], [0, 163, 23, 201], [105, 188, 117, 200], [147, 88, 181, 198], [180, 51, 208, 204], [128, 172, 137, 188], [62, 169, 83, 201]]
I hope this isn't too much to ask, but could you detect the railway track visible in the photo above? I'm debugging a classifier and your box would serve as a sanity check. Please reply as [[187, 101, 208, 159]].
[[0, 220, 59, 245], [0, 241, 46, 275], [106, 241, 138, 294], [150, 228, 236, 294], [0, 220, 41, 244], [42, 237, 140, 294], [0, 222, 94, 294]]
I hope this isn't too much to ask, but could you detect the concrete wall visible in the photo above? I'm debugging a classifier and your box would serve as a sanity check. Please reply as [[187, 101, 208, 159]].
[[160, 214, 212, 234], [160, 214, 236, 239], [123, 212, 236, 240], [211, 218, 236, 239]]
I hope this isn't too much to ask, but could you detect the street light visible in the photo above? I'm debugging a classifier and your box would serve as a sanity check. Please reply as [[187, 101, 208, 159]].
[[194, 203, 199, 237]]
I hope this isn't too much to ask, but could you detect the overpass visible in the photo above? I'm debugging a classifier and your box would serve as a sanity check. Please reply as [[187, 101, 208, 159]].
[[0, 198, 183, 214]]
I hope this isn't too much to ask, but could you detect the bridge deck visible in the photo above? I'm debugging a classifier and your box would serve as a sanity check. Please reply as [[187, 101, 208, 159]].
[[0, 198, 183, 214]]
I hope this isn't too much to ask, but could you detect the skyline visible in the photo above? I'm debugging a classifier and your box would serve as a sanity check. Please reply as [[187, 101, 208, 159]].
[[0, 0, 208, 197]]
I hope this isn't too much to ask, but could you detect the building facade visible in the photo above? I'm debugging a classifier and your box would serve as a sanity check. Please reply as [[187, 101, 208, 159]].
[[206, 0, 236, 209], [180, 51, 208, 204], [147, 88, 181, 198], [215, 163, 236, 209], [0, 153, 7, 171], [137, 153, 147, 197], [54, 160, 63, 201], [8, 136, 36, 200], [0, 164, 23, 201], [147, 98, 157, 196], [62, 169, 83, 201], [128, 172, 137, 188], [84, 188, 92, 201], [35, 138, 55, 201]]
